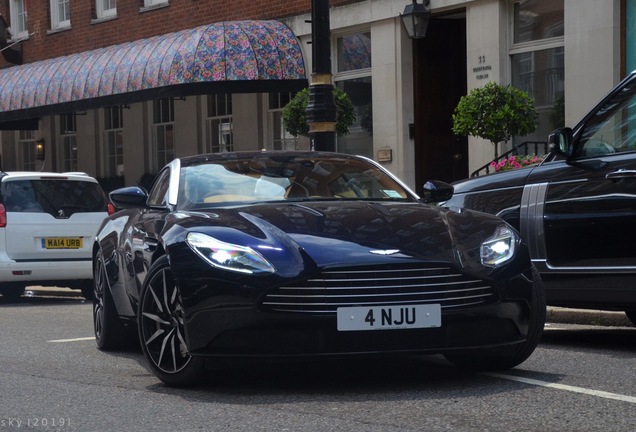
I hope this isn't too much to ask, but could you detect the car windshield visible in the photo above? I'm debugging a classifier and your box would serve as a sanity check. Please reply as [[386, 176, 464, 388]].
[[177, 154, 411, 209]]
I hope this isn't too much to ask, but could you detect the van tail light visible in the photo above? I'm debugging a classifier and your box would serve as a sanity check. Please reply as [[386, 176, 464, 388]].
[[0, 204, 6, 227], [107, 202, 116, 216]]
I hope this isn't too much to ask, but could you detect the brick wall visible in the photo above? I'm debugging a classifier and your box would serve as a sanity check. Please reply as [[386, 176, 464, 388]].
[[0, 0, 362, 66]]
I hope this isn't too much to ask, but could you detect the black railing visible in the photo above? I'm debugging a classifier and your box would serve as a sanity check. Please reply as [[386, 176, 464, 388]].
[[470, 141, 550, 177]]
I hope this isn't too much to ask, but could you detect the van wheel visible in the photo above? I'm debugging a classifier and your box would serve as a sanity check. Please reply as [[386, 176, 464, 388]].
[[0, 284, 26, 300], [80, 280, 94, 300]]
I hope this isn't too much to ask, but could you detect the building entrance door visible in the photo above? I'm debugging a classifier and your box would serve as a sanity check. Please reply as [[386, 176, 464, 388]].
[[413, 15, 468, 187]]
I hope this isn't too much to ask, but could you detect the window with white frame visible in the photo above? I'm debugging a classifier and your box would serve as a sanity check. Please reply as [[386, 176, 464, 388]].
[[104, 106, 124, 177], [153, 99, 175, 170], [144, 0, 167, 7], [9, 0, 28, 39], [60, 114, 78, 171], [96, 0, 117, 19], [17, 130, 36, 171], [334, 31, 373, 159], [510, 0, 564, 145], [50, 0, 71, 30], [268, 92, 298, 150], [206, 94, 233, 153]]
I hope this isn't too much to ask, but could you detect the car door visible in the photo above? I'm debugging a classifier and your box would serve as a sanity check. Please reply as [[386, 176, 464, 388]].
[[524, 77, 636, 271], [126, 167, 172, 301]]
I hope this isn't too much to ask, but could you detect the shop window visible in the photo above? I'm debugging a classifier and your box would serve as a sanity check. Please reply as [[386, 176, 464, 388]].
[[153, 99, 175, 170], [269, 92, 298, 150], [206, 94, 233, 153], [96, 0, 117, 19], [9, 0, 28, 39], [60, 114, 77, 171], [510, 0, 564, 145], [17, 130, 36, 171], [334, 31, 373, 159], [50, 0, 71, 30], [513, 0, 564, 44], [104, 107, 124, 177]]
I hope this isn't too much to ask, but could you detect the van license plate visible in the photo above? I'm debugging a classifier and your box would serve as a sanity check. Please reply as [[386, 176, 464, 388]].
[[42, 237, 83, 249], [337, 304, 441, 331]]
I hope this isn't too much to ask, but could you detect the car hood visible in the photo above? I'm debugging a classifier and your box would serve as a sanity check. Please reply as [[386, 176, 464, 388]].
[[177, 201, 507, 275], [451, 165, 534, 195]]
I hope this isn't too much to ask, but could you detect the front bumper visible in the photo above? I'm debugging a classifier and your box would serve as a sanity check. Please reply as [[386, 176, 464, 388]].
[[184, 300, 531, 358]]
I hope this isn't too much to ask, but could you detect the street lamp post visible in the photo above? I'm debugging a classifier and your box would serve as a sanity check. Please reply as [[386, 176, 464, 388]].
[[306, 0, 337, 151]]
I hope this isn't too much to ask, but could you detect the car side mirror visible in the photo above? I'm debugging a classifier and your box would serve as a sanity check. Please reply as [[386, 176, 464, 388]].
[[421, 180, 454, 203], [109, 186, 148, 209], [548, 127, 574, 157]]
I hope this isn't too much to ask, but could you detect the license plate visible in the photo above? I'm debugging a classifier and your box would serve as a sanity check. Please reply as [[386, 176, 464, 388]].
[[337, 304, 441, 331], [42, 237, 83, 249]]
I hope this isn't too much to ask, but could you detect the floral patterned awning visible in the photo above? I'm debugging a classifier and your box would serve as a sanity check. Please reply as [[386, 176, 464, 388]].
[[0, 20, 307, 128]]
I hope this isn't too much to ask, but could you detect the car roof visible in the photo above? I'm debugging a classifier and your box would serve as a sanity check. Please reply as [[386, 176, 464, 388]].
[[0, 171, 98, 182]]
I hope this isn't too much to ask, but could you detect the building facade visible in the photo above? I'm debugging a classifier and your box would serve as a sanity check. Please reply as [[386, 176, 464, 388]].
[[0, 0, 631, 191]]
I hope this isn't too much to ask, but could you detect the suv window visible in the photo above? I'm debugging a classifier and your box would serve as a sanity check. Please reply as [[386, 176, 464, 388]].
[[575, 80, 636, 157], [1, 180, 107, 217]]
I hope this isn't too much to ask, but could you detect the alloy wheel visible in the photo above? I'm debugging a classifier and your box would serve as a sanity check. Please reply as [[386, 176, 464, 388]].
[[139, 267, 191, 374], [93, 256, 106, 341]]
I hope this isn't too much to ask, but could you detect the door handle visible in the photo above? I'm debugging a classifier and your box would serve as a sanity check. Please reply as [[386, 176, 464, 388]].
[[605, 169, 636, 180]]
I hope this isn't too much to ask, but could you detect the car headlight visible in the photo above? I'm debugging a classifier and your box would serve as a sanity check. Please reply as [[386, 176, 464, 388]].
[[186, 232, 275, 274], [480, 225, 517, 267]]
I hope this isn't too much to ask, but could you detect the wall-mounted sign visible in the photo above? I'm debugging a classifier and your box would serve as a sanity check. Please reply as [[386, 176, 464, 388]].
[[473, 55, 491, 80], [377, 149, 392, 162]]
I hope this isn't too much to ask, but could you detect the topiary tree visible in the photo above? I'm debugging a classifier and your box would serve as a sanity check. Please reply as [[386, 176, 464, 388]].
[[452, 81, 538, 159], [282, 87, 356, 138]]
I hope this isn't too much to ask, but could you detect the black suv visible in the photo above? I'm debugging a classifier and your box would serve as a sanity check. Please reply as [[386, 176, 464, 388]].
[[435, 72, 636, 325]]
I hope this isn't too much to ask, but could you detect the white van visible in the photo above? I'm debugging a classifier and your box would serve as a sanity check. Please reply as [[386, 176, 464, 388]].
[[0, 172, 113, 300]]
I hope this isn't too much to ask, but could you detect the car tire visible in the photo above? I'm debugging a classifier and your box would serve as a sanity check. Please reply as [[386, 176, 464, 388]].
[[444, 267, 546, 371], [0, 283, 26, 300], [93, 249, 133, 350], [625, 310, 636, 327], [138, 256, 206, 387]]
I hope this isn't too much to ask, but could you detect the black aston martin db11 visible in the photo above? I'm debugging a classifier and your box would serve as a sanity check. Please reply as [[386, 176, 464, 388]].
[[92, 151, 545, 386]]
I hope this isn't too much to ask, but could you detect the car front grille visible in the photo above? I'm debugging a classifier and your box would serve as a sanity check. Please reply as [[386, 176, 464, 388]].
[[262, 264, 496, 315]]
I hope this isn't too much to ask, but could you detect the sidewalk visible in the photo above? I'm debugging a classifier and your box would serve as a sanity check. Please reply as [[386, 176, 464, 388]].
[[23, 286, 635, 328]]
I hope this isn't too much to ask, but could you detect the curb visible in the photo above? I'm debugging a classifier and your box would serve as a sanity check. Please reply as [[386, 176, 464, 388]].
[[24, 286, 84, 299], [546, 307, 633, 328]]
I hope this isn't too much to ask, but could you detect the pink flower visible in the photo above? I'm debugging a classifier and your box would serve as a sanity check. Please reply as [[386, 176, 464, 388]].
[[492, 154, 544, 172]]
